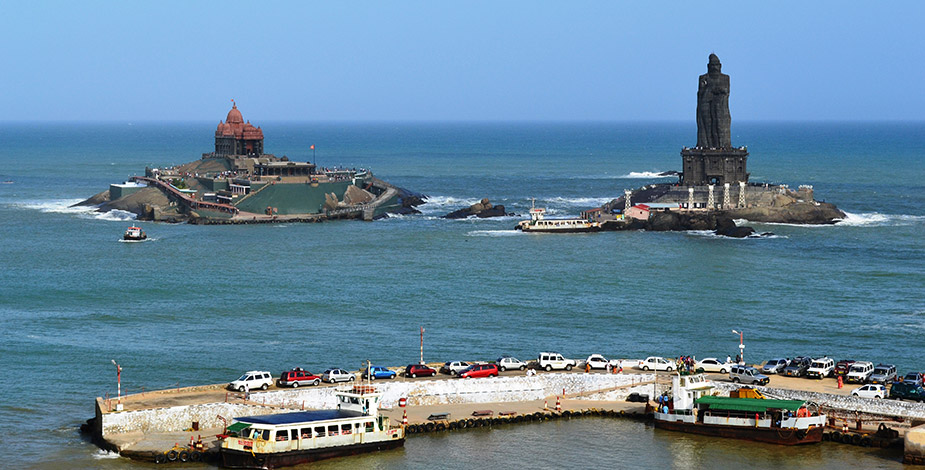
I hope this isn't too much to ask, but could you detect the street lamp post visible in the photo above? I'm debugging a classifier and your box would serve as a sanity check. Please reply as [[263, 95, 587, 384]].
[[419, 326, 425, 365], [732, 330, 745, 364], [111, 360, 123, 410]]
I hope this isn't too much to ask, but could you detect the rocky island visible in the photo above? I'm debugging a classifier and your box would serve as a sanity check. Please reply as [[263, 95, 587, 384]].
[[586, 54, 844, 236], [75, 102, 425, 224]]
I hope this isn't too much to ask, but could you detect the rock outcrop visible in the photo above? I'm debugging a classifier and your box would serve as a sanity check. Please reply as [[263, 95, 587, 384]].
[[443, 198, 509, 219], [602, 211, 758, 238]]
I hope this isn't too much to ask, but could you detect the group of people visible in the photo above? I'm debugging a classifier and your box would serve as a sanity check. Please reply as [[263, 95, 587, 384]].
[[676, 355, 698, 374]]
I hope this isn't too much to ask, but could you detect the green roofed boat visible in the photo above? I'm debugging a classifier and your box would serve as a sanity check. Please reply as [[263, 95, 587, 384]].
[[653, 374, 826, 445]]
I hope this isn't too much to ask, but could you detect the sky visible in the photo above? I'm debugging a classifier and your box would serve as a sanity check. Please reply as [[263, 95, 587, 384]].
[[2, 1, 923, 122]]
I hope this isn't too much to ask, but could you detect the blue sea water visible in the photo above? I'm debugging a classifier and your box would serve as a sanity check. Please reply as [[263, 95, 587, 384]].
[[0, 121, 923, 468]]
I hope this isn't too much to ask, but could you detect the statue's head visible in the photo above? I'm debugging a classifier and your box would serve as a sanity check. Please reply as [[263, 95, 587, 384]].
[[708, 54, 722, 74]]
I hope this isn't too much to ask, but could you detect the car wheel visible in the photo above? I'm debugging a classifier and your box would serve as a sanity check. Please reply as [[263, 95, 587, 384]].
[[732, 378, 739, 383], [667, 367, 673, 372], [329, 378, 336, 384], [491, 373, 497, 378], [545, 365, 552, 371], [853, 393, 859, 397], [313, 379, 320, 386], [500, 366, 506, 372], [349, 376, 356, 382], [238, 386, 245, 392], [451, 371, 457, 376], [565, 365, 572, 371], [520, 365, 526, 371], [643, 366, 650, 371], [391, 374, 396, 379], [370, 375, 376, 380], [261, 383, 269, 390], [720, 368, 726, 374], [292, 382, 299, 388], [411, 373, 417, 378]]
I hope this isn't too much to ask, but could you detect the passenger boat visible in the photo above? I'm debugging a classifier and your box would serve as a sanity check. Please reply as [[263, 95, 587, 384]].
[[123, 226, 147, 241], [653, 374, 826, 445], [515, 201, 600, 233], [219, 384, 404, 469]]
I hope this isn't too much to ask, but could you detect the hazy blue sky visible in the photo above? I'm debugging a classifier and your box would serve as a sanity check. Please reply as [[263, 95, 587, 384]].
[[3, 1, 923, 121]]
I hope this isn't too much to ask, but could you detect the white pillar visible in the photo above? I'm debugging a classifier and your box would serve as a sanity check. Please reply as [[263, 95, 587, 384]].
[[723, 183, 731, 208], [687, 187, 694, 210], [738, 181, 746, 208], [707, 185, 714, 209], [624, 190, 632, 212]]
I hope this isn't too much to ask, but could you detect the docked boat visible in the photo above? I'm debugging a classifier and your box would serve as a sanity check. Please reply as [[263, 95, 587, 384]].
[[653, 374, 826, 445], [219, 384, 404, 469], [123, 226, 147, 241], [515, 201, 600, 233]]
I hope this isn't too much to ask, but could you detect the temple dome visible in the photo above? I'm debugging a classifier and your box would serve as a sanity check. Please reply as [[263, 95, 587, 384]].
[[226, 104, 244, 124]]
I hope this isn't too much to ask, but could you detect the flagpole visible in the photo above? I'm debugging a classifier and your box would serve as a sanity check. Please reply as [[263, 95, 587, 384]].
[[420, 326, 424, 365]]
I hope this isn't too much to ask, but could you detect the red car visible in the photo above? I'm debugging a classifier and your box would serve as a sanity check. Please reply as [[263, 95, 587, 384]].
[[277, 368, 322, 388], [458, 363, 499, 378], [404, 364, 437, 378]]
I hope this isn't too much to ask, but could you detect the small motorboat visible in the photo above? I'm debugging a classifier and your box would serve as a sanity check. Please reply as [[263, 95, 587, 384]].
[[123, 226, 147, 241]]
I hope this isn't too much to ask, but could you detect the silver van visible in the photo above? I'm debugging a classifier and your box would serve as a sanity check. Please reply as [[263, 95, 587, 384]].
[[729, 365, 770, 385]]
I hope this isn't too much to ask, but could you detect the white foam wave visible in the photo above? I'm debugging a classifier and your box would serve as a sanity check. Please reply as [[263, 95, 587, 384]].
[[621, 171, 675, 179], [10, 199, 137, 221], [543, 197, 611, 207], [92, 450, 121, 460], [422, 196, 481, 208], [467, 230, 523, 237], [835, 212, 925, 227], [93, 209, 137, 221], [685, 230, 787, 240]]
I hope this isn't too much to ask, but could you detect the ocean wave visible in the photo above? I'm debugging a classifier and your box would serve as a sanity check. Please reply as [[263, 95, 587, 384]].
[[466, 230, 523, 237], [685, 230, 787, 240], [421, 195, 482, 208], [94, 209, 137, 221], [835, 212, 925, 227], [92, 450, 121, 460], [621, 171, 676, 179], [543, 197, 611, 207], [10, 199, 137, 221]]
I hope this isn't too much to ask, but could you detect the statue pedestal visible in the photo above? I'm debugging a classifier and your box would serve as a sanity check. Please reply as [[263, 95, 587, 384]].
[[680, 147, 749, 186]]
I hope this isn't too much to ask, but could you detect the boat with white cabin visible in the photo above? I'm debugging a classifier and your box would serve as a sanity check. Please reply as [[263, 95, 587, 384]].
[[219, 384, 404, 469], [515, 200, 601, 233], [653, 373, 826, 445], [123, 226, 146, 241]]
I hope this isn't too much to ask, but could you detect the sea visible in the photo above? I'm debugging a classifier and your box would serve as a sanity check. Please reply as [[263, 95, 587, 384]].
[[0, 121, 922, 469]]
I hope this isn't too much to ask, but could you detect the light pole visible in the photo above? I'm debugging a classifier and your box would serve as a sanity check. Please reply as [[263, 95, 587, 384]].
[[419, 326, 425, 365], [732, 330, 745, 364], [111, 360, 122, 410]]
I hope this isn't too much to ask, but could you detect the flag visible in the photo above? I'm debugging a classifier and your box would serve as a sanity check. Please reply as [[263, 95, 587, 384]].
[[310, 145, 315, 150]]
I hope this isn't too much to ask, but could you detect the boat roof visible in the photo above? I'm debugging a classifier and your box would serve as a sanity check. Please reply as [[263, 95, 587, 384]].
[[695, 396, 805, 412], [234, 410, 365, 426]]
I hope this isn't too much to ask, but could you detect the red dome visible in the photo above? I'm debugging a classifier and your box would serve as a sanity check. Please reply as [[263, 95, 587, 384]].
[[226, 104, 244, 124]]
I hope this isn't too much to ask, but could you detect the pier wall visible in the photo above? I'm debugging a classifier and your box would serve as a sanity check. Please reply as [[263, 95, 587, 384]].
[[99, 374, 652, 436], [713, 383, 925, 419]]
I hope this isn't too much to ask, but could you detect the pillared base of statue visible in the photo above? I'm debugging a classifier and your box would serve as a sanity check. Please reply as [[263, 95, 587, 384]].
[[680, 146, 749, 186]]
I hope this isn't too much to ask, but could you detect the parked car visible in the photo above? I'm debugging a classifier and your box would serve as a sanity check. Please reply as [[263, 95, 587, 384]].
[[806, 357, 835, 379], [868, 364, 897, 384], [404, 364, 437, 378], [900, 372, 924, 387], [890, 381, 925, 402], [362, 366, 397, 380], [851, 384, 887, 399], [834, 360, 856, 377], [497, 357, 527, 371], [729, 365, 770, 385], [781, 357, 811, 377], [537, 352, 576, 371], [761, 358, 789, 374], [695, 357, 734, 373], [846, 361, 875, 384], [638, 357, 675, 372], [229, 370, 274, 392], [277, 368, 322, 388], [322, 368, 356, 383], [583, 354, 620, 370], [458, 363, 499, 378], [440, 361, 472, 376]]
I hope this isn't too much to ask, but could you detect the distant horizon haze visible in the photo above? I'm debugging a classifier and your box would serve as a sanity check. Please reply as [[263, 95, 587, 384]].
[[2, 1, 923, 122]]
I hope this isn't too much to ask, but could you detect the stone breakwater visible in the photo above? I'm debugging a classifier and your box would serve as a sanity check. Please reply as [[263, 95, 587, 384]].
[[97, 373, 652, 437]]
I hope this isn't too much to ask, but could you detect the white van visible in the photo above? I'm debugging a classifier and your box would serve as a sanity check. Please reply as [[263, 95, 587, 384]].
[[537, 352, 576, 371], [846, 361, 874, 384], [806, 357, 835, 379], [228, 370, 274, 392]]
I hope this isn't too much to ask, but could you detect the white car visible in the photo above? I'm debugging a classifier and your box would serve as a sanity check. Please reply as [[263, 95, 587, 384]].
[[228, 370, 274, 392], [695, 357, 734, 373], [537, 352, 576, 371], [806, 357, 835, 379], [583, 354, 620, 370], [321, 368, 356, 383], [496, 357, 527, 372], [441, 361, 472, 375], [852, 384, 886, 399], [638, 357, 675, 372], [847, 361, 875, 384]]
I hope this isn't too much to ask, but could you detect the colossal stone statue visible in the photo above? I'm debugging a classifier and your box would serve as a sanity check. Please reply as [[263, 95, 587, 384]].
[[696, 54, 732, 149]]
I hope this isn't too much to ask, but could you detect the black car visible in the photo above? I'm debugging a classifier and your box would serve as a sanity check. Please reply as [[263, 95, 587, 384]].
[[890, 382, 925, 402], [781, 357, 812, 377]]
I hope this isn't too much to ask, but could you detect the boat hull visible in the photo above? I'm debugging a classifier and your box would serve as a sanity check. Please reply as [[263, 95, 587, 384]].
[[518, 225, 601, 233], [654, 419, 823, 445], [220, 438, 404, 469]]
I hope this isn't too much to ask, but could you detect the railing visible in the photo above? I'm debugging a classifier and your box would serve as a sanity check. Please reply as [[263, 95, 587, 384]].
[[132, 176, 239, 215]]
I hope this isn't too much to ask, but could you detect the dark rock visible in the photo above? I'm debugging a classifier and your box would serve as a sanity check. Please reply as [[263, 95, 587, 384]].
[[72, 190, 110, 207], [716, 225, 756, 238], [443, 198, 509, 219]]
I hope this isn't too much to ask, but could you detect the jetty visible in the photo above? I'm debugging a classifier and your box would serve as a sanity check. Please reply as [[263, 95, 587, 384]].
[[85, 362, 925, 465]]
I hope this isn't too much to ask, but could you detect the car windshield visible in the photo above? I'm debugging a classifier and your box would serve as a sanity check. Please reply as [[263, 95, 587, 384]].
[[812, 362, 826, 368], [849, 365, 866, 372], [237, 374, 249, 381], [872, 368, 889, 375]]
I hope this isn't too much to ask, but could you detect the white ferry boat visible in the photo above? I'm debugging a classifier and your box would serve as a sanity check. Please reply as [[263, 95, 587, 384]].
[[515, 201, 600, 233], [123, 226, 147, 241], [653, 374, 826, 445], [220, 384, 403, 469]]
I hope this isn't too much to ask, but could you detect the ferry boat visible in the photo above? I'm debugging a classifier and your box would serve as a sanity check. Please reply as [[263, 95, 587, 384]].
[[653, 374, 826, 445], [515, 201, 600, 233], [123, 226, 147, 241], [219, 384, 404, 469]]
